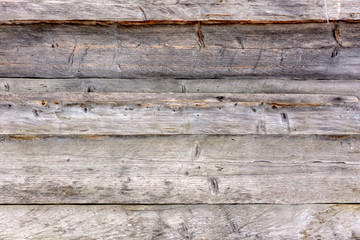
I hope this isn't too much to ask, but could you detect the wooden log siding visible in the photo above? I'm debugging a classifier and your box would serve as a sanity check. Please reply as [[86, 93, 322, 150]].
[[0, 205, 360, 239], [1, 78, 360, 96], [1, 135, 360, 204], [1, 0, 360, 23], [2, 1, 360, 238], [0, 92, 358, 135], [1, 22, 360, 79]]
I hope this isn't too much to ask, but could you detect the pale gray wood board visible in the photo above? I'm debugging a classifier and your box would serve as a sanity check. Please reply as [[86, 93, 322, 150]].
[[1, 78, 360, 97], [0, 0, 359, 22], [0, 204, 360, 239], [1, 22, 360, 79], [1, 135, 360, 204], [0, 92, 358, 135]]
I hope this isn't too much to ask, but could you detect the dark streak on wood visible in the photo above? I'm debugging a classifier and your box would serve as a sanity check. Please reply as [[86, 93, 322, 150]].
[[252, 49, 263, 73], [197, 22, 205, 48], [68, 46, 76, 65], [267, 102, 324, 107], [193, 143, 201, 160], [138, 6, 148, 21], [208, 178, 219, 195], [3, 83, 10, 92], [280, 113, 290, 133], [332, 23, 343, 57]]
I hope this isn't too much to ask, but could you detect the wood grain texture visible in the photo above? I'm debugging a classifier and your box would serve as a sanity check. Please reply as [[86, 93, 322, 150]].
[[1, 78, 360, 97], [1, 135, 360, 204], [0, 0, 359, 23], [0, 204, 360, 239], [3, 3, 360, 238], [0, 92, 358, 135], [1, 22, 360, 79]]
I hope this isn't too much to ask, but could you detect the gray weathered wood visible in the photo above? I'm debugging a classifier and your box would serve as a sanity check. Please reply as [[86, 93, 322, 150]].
[[1, 135, 360, 203], [1, 22, 360, 79], [0, 92, 358, 135], [0, 204, 359, 239], [2, 78, 360, 97], [1, 0, 358, 23]]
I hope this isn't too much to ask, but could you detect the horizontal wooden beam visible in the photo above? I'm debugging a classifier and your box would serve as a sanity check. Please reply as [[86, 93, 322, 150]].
[[1, 135, 360, 204], [1, 22, 360, 79], [1, 0, 359, 23], [1, 78, 360, 97], [0, 92, 358, 135], [0, 204, 359, 239]]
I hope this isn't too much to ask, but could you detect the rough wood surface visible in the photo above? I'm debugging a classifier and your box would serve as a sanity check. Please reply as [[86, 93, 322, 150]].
[[1, 135, 360, 204], [0, 0, 359, 23], [2, 2, 360, 237], [0, 92, 358, 135], [1, 78, 360, 97], [1, 22, 360, 79], [0, 204, 360, 239]]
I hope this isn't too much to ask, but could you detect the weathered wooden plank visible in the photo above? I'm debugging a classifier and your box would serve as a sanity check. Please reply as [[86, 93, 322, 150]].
[[0, 204, 359, 239], [1, 22, 359, 79], [0, 0, 358, 23], [0, 92, 358, 135], [1, 135, 360, 204], [2, 78, 360, 97]]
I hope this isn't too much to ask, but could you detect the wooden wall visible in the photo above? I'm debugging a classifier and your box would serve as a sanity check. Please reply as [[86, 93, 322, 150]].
[[1, 1, 360, 239]]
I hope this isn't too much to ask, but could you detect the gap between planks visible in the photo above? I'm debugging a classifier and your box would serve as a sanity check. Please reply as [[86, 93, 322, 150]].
[[3, 19, 360, 26], [1, 203, 360, 206]]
